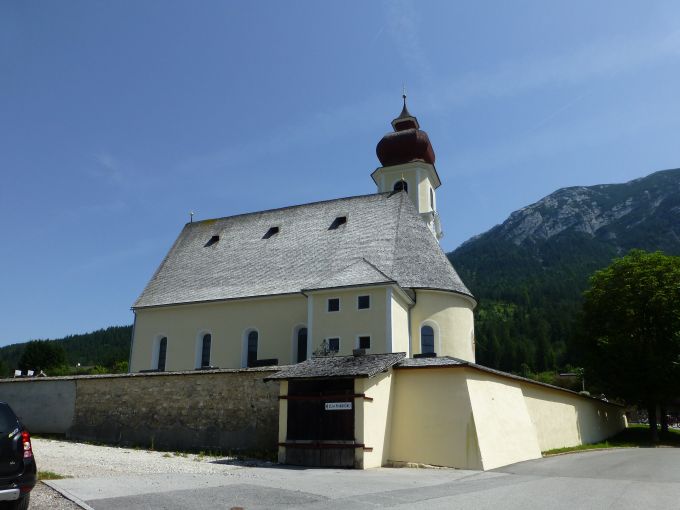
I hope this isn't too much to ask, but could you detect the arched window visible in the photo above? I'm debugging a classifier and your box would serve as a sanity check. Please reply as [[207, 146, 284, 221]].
[[157, 337, 167, 371], [421, 326, 435, 354], [296, 328, 308, 363], [393, 180, 408, 193], [430, 188, 435, 210], [247, 330, 258, 367], [200, 333, 211, 368]]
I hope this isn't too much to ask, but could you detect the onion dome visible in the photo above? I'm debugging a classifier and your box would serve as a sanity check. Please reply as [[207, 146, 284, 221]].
[[376, 96, 435, 167]]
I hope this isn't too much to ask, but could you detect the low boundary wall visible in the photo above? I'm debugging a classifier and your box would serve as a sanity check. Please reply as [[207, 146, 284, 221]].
[[0, 368, 280, 452]]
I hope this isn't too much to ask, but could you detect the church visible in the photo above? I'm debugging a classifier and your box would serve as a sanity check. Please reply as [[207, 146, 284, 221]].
[[129, 99, 626, 470], [129, 98, 475, 372]]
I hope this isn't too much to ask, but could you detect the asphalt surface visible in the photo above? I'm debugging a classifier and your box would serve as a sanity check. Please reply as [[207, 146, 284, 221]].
[[43, 447, 680, 510]]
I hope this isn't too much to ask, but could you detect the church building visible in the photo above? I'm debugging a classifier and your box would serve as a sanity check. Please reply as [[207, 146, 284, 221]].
[[129, 99, 626, 470], [129, 98, 475, 372]]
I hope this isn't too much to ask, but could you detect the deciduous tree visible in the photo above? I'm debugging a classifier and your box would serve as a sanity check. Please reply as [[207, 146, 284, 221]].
[[581, 250, 680, 441]]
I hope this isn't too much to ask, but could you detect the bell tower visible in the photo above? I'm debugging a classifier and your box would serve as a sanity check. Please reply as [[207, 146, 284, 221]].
[[372, 96, 443, 240]]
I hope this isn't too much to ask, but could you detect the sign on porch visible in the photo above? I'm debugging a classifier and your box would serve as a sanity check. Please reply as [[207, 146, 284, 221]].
[[325, 402, 352, 411]]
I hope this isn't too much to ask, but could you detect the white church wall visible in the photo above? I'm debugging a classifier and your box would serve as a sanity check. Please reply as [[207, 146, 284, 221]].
[[309, 287, 387, 356], [465, 370, 543, 470], [131, 295, 307, 372], [390, 292, 410, 355], [388, 368, 483, 470], [356, 371, 395, 469], [522, 383, 627, 452], [410, 290, 476, 361]]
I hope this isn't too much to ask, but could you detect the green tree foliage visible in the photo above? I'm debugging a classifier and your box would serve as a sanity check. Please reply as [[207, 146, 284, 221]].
[[18, 340, 67, 371], [579, 250, 680, 441], [0, 325, 132, 377]]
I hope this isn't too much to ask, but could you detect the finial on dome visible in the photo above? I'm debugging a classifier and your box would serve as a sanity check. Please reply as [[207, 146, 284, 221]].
[[392, 88, 419, 131]]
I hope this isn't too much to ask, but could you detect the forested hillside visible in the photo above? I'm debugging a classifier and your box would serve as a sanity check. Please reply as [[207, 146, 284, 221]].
[[449, 168, 680, 374], [0, 325, 132, 376]]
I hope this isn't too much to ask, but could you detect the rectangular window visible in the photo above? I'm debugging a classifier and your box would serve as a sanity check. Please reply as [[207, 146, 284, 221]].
[[327, 338, 340, 352], [327, 298, 340, 312], [357, 295, 370, 310], [358, 336, 370, 349]]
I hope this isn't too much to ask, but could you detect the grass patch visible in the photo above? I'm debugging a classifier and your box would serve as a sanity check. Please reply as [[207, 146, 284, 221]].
[[543, 425, 680, 455], [39, 470, 69, 480]]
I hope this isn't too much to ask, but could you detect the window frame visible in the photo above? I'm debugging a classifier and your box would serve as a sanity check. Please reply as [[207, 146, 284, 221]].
[[327, 297, 341, 313], [357, 335, 371, 350], [420, 324, 436, 355], [200, 333, 212, 368], [327, 337, 340, 353], [154, 336, 167, 372], [357, 295, 371, 310]]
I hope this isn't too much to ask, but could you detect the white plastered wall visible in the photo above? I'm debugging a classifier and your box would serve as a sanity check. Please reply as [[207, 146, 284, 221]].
[[465, 370, 542, 470], [131, 295, 307, 372], [310, 287, 387, 356], [522, 384, 627, 451], [388, 368, 483, 469], [390, 291, 410, 355], [410, 290, 476, 362], [355, 371, 395, 469]]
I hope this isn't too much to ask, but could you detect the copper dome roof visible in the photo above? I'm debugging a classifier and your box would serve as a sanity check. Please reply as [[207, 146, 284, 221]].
[[376, 100, 435, 167]]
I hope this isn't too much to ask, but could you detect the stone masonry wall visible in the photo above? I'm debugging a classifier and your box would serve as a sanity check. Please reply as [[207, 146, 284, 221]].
[[0, 368, 280, 453], [69, 368, 280, 452]]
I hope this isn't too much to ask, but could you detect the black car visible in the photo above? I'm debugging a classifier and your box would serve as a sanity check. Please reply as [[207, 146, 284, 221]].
[[0, 402, 36, 510]]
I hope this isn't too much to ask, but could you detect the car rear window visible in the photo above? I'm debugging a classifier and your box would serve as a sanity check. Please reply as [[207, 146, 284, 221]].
[[0, 405, 18, 433]]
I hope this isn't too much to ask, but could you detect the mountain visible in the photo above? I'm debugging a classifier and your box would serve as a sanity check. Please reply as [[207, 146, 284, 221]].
[[0, 325, 132, 376], [448, 168, 680, 373]]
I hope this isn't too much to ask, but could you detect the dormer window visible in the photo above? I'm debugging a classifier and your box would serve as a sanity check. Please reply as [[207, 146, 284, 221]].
[[329, 216, 347, 230], [263, 226, 280, 239], [205, 235, 220, 247], [394, 180, 408, 193]]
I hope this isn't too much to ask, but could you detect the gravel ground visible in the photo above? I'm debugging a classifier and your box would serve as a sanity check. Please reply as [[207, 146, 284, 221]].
[[30, 482, 82, 510], [32, 438, 271, 478]]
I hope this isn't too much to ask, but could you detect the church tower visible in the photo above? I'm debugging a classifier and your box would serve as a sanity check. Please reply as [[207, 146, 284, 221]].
[[372, 96, 443, 240]]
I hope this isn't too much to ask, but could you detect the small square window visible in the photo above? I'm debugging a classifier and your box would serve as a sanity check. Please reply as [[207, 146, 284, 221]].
[[327, 298, 340, 312], [328, 338, 340, 352], [358, 336, 370, 349], [358, 295, 370, 310]]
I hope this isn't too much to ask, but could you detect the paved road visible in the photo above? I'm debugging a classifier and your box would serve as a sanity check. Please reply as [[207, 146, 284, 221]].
[[48, 448, 680, 510]]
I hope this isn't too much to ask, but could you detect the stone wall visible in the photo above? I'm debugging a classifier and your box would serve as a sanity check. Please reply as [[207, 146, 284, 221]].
[[0, 378, 76, 434], [0, 368, 280, 453]]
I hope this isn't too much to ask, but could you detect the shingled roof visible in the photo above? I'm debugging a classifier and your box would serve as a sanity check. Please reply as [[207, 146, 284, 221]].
[[133, 191, 473, 308], [265, 352, 406, 380]]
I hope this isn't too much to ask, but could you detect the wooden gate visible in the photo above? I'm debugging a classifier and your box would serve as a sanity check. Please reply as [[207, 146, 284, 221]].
[[284, 378, 357, 467]]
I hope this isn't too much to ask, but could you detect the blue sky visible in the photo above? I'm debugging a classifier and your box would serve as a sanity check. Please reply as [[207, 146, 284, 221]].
[[2, 0, 680, 345]]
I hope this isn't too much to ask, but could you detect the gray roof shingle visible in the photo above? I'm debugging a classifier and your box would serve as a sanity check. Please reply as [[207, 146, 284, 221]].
[[265, 352, 406, 380], [133, 192, 473, 308]]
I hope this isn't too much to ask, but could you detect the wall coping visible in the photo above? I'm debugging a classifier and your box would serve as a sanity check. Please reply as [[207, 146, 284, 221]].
[[396, 363, 624, 408], [0, 366, 287, 384]]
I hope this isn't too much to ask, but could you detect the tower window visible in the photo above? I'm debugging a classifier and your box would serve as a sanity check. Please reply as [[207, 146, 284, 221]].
[[205, 235, 220, 247], [394, 180, 408, 193], [421, 325, 435, 354], [329, 216, 347, 230], [327, 298, 340, 312], [358, 336, 371, 349], [430, 188, 435, 210], [358, 295, 370, 310], [263, 226, 279, 239]]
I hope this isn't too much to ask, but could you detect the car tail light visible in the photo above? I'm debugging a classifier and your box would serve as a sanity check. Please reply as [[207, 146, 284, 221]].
[[21, 431, 32, 459]]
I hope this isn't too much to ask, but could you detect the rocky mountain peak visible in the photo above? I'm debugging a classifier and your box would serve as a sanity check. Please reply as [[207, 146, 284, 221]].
[[494, 169, 680, 247]]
